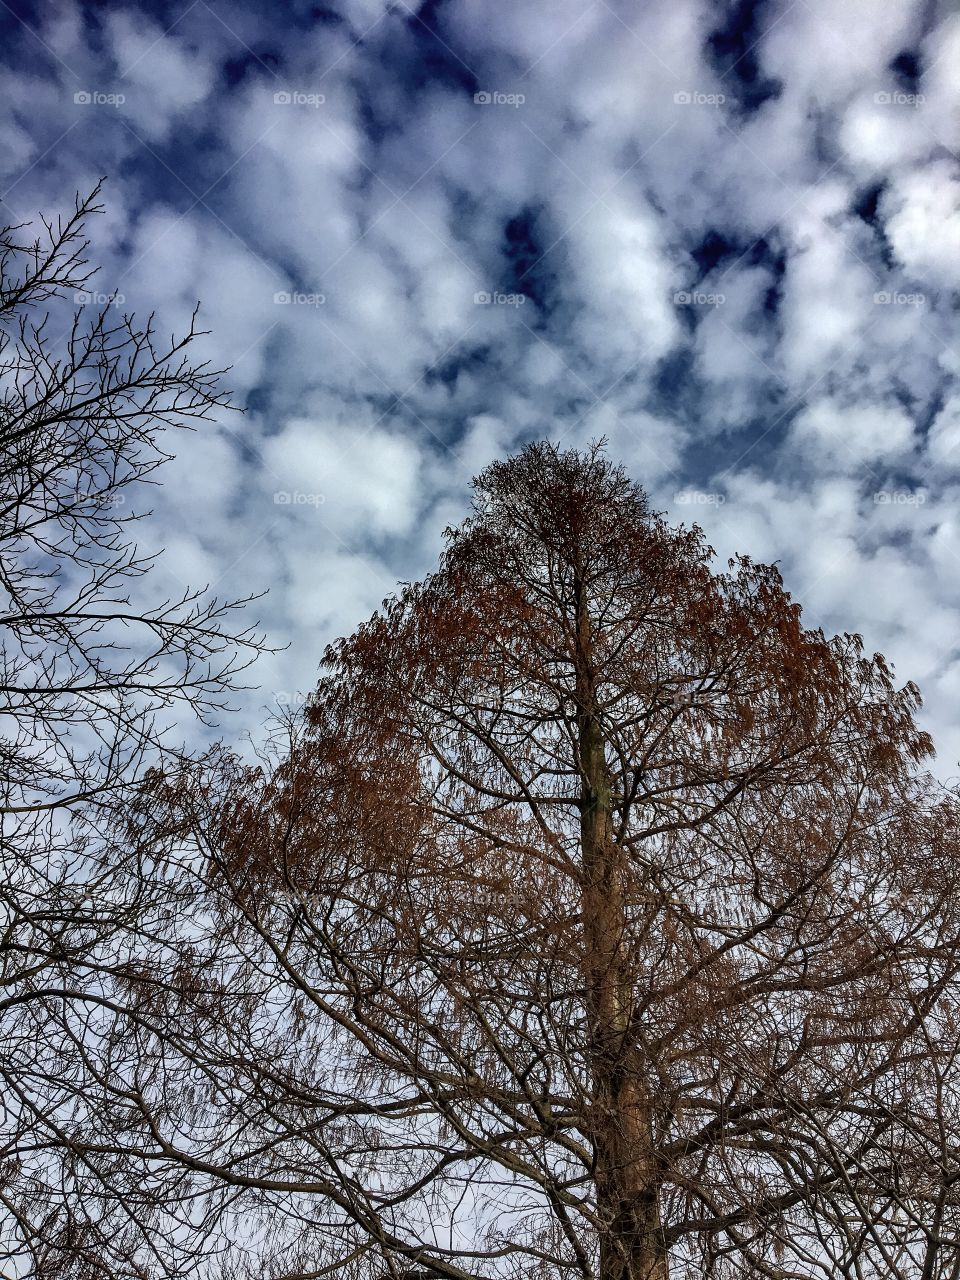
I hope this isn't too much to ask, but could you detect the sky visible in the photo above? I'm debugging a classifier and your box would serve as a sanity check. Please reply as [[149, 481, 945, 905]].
[[2, 0, 960, 772]]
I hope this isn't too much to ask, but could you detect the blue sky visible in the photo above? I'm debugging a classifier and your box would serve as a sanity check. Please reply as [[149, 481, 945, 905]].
[[3, 0, 960, 768]]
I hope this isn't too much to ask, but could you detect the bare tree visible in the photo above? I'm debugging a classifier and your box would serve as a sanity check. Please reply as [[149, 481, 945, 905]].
[[0, 182, 267, 822], [0, 185, 270, 1278], [82, 442, 960, 1280]]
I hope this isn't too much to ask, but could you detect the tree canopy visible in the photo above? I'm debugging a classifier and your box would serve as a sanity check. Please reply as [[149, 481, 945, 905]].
[[79, 440, 960, 1280]]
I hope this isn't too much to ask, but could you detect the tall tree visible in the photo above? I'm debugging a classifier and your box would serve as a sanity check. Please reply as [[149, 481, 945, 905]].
[[86, 443, 960, 1279]]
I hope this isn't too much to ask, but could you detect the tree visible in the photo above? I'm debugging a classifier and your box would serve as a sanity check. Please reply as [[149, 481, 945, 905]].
[[66, 442, 960, 1279], [0, 186, 269, 1278], [0, 183, 266, 823]]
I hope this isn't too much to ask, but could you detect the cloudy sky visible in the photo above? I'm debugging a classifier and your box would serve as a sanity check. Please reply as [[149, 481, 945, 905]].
[[2, 0, 960, 770]]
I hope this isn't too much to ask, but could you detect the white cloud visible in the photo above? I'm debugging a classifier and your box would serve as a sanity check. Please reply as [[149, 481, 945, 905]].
[[566, 190, 681, 372], [107, 13, 217, 143], [263, 416, 423, 539], [778, 217, 878, 384], [883, 160, 960, 288], [927, 397, 960, 469], [791, 398, 915, 468]]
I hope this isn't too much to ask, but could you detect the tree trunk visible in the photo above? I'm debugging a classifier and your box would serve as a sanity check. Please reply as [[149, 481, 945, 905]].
[[575, 574, 668, 1280]]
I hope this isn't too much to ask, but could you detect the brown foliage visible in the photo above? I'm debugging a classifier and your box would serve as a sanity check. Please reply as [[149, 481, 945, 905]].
[[32, 441, 960, 1280]]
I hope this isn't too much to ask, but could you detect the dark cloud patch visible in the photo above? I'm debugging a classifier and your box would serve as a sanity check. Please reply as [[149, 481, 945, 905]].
[[651, 348, 700, 419], [918, 388, 949, 443], [750, 237, 787, 319], [888, 375, 951, 443], [223, 47, 283, 87], [853, 182, 896, 270], [303, 6, 345, 27], [244, 386, 272, 417], [501, 206, 554, 312], [706, 0, 782, 113], [853, 181, 885, 226], [119, 127, 234, 209], [691, 230, 739, 276], [397, 0, 480, 95], [809, 106, 841, 168], [350, 76, 399, 147], [351, 0, 479, 130], [0, 0, 43, 28], [423, 344, 496, 393], [689, 231, 786, 318], [711, 401, 795, 471], [889, 48, 922, 93], [413, 0, 452, 28], [79, 0, 173, 21]]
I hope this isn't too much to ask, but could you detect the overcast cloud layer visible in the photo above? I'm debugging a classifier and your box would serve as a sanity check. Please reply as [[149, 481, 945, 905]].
[[2, 0, 960, 770]]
